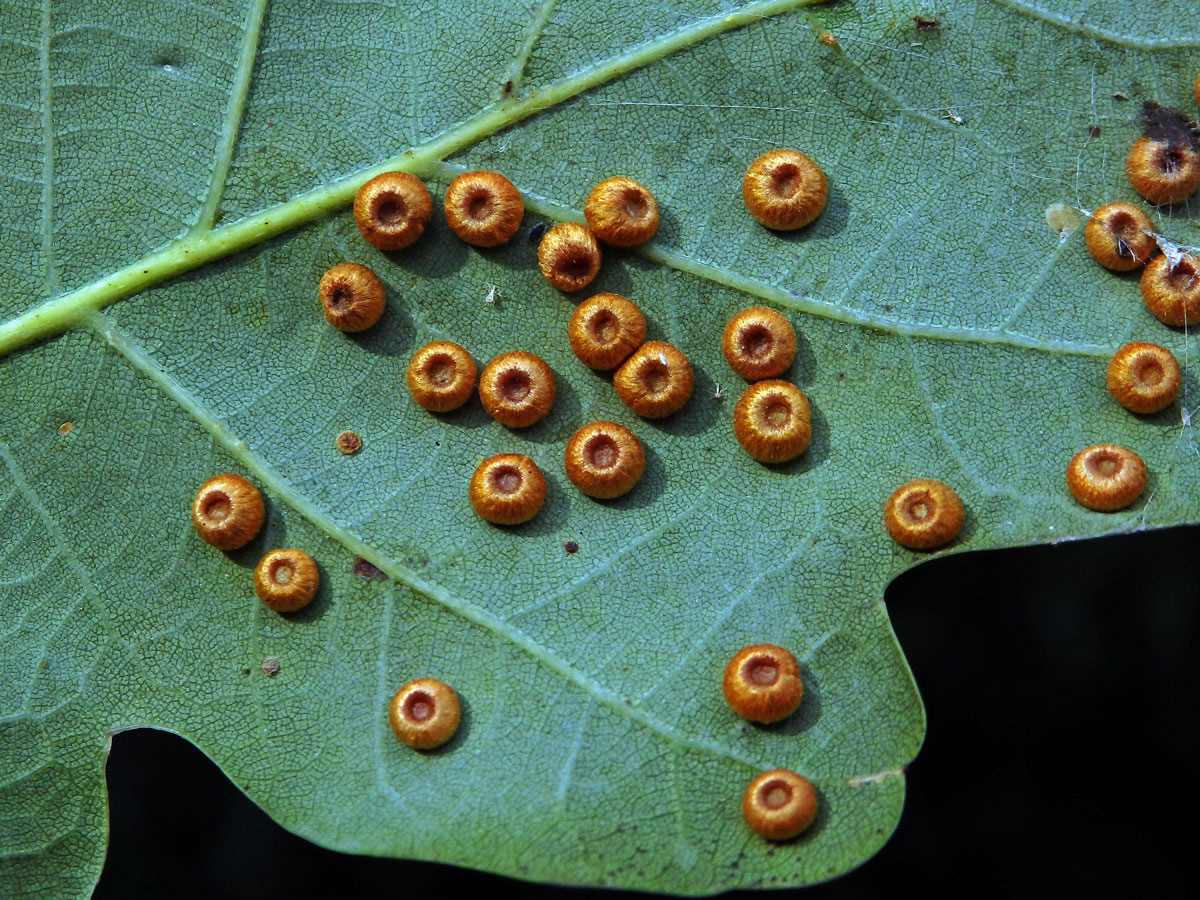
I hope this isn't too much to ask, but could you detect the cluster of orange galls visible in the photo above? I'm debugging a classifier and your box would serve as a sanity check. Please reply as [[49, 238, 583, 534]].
[[185, 90, 1198, 841], [337, 154, 836, 531], [191, 474, 319, 612], [1065, 93, 1200, 514]]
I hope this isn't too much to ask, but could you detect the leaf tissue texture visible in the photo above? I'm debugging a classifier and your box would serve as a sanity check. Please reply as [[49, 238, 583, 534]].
[[1, 0, 1198, 895]]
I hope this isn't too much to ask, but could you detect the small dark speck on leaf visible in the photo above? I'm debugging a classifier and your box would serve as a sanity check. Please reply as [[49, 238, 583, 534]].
[[503, 79, 514, 94], [261, 657, 281, 677], [528, 221, 548, 244], [914, 16, 939, 30], [563, 540, 579, 554], [1112, 92, 1129, 101], [241, 668, 251, 676], [354, 557, 387, 580], [1087, 125, 1102, 138]]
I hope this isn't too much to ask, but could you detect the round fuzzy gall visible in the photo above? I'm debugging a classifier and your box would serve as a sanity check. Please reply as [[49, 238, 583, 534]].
[[192, 474, 265, 551], [254, 549, 319, 613], [1126, 135, 1200, 206], [568, 293, 647, 370], [583, 177, 660, 247], [743, 149, 828, 230], [537, 222, 602, 292], [1066, 444, 1147, 512], [733, 380, 812, 463], [564, 421, 646, 499], [722, 307, 797, 381], [406, 341, 477, 413], [883, 479, 964, 551], [613, 341, 694, 418], [444, 170, 524, 247], [1084, 202, 1156, 271], [469, 454, 548, 525], [353, 171, 432, 250], [742, 769, 819, 841], [478, 351, 556, 428], [388, 677, 460, 750], [1140, 253, 1200, 326], [1106, 342, 1181, 414], [723, 643, 804, 724], [318, 262, 386, 332]]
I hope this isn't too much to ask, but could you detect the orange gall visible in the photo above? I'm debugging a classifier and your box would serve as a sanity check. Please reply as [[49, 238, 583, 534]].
[[388, 678, 461, 750], [1106, 342, 1181, 414], [444, 170, 524, 247], [1066, 444, 1147, 511], [353, 171, 432, 250], [743, 149, 827, 230], [583, 177, 659, 247], [883, 479, 964, 550], [722, 643, 803, 724], [742, 769, 819, 841], [537, 222, 601, 292], [192, 474, 265, 551]]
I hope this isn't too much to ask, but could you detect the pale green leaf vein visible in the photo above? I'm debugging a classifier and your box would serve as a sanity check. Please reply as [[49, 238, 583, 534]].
[[192, 0, 271, 234], [503, 0, 560, 98], [990, 0, 1200, 50], [39, 0, 56, 295]]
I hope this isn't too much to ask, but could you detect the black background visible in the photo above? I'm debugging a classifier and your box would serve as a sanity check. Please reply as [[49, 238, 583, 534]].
[[96, 525, 1199, 899]]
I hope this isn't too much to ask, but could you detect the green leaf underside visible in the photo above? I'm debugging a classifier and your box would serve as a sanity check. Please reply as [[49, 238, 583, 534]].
[[1, 0, 1198, 895]]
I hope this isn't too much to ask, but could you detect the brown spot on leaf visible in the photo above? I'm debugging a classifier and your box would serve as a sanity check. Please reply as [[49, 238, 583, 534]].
[[336, 430, 362, 455], [57, 422, 73, 435], [1142, 101, 1200, 152], [914, 16, 939, 30], [1088, 125, 1102, 138], [261, 657, 281, 677], [353, 557, 387, 580], [563, 541, 579, 554]]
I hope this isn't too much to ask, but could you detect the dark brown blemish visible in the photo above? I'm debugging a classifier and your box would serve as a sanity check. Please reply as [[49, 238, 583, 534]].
[[1142, 101, 1200, 152], [1088, 125, 1102, 138], [914, 16, 939, 30], [563, 540, 579, 554], [353, 557, 387, 580]]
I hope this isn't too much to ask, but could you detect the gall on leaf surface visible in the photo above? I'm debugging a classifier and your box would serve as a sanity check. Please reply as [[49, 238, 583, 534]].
[[1, 0, 1199, 895]]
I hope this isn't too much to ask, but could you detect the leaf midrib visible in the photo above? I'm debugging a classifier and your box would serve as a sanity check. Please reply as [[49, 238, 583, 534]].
[[7, 0, 1134, 363], [3, 0, 825, 357]]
